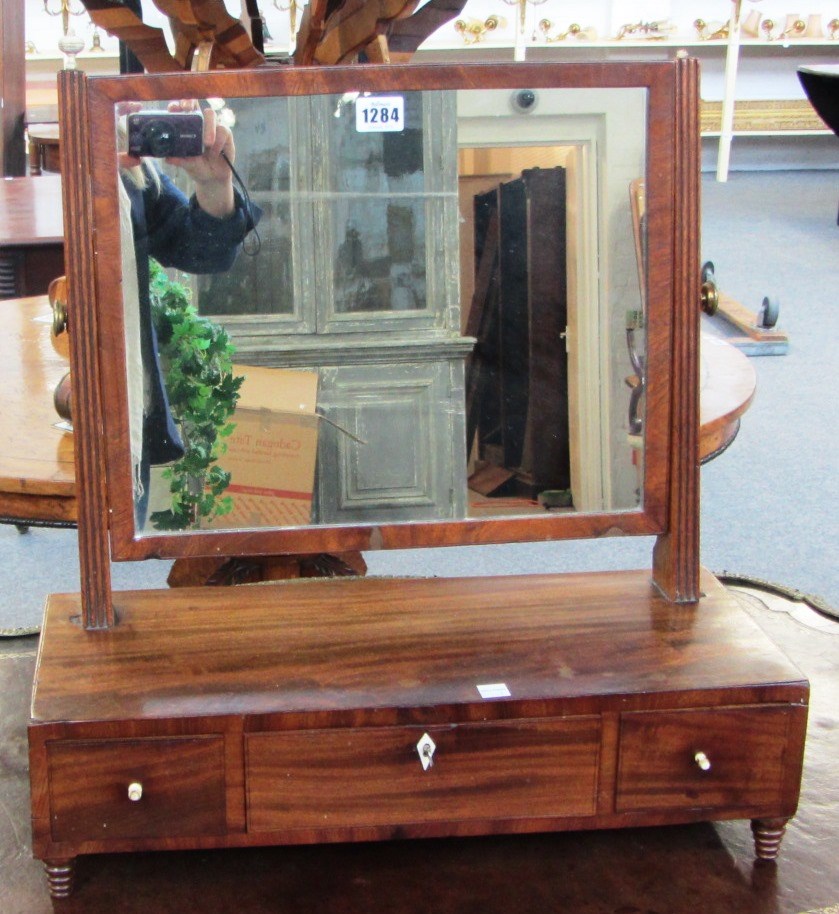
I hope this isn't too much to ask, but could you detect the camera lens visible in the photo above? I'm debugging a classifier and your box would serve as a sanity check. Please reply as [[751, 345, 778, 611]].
[[142, 120, 176, 158], [512, 89, 537, 113]]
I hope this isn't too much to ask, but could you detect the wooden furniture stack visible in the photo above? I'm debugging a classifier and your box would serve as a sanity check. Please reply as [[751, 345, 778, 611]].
[[27, 60, 808, 901], [0, 176, 64, 299]]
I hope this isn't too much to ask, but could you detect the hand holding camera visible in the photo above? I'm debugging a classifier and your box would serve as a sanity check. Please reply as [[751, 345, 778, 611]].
[[123, 100, 236, 220], [127, 110, 204, 159]]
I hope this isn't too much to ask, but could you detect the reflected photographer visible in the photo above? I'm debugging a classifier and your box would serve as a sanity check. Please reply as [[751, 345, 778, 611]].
[[117, 100, 260, 526]]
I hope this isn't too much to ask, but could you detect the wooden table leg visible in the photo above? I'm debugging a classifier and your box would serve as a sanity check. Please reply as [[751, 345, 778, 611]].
[[751, 817, 788, 860], [44, 858, 75, 899]]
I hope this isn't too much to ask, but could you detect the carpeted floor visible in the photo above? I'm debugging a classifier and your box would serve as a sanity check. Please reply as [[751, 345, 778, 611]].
[[1, 169, 837, 630], [368, 170, 839, 608], [698, 170, 838, 608]]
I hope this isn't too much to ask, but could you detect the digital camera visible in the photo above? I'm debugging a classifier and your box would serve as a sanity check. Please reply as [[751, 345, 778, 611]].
[[126, 111, 204, 158]]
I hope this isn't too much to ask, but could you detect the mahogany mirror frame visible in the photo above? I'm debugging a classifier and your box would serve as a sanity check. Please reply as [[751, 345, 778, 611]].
[[58, 58, 700, 628]]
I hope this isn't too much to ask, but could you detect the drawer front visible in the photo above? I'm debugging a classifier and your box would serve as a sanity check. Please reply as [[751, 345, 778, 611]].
[[616, 706, 794, 813], [247, 717, 600, 833], [48, 737, 226, 842]]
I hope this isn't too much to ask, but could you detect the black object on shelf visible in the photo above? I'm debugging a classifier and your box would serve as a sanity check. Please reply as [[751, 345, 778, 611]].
[[798, 66, 839, 134], [798, 66, 839, 223]]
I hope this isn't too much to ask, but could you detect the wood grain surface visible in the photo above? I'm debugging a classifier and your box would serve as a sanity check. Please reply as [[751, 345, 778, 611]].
[[30, 569, 806, 725], [27, 568, 808, 864], [0, 296, 75, 523], [0, 175, 64, 246], [246, 717, 600, 831]]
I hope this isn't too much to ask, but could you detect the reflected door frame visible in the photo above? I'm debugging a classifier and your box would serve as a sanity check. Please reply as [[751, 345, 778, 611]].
[[457, 87, 647, 513]]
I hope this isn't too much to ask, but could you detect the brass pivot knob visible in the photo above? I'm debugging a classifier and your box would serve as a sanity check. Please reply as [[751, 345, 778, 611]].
[[694, 751, 712, 772], [700, 280, 719, 315], [127, 781, 144, 802], [700, 261, 719, 316], [48, 275, 69, 337]]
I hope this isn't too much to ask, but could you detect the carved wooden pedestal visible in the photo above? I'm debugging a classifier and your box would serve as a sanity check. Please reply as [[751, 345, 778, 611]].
[[29, 569, 808, 898]]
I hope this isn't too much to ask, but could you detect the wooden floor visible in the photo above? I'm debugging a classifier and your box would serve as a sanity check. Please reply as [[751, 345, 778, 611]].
[[2, 583, 837, 914]]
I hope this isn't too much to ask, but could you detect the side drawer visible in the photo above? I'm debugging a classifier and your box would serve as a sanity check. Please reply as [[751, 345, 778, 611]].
[[616, 706, 796, 813], [246, 717, 600, 832], [47, 736, 226, 842]]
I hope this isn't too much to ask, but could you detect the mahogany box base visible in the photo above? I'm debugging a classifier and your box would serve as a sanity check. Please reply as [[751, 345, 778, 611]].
[[28, 569, 808, 898]]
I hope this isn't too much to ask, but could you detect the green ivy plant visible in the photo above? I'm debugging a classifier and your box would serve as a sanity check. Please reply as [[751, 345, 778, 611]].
[[148, 260, 243, 530]]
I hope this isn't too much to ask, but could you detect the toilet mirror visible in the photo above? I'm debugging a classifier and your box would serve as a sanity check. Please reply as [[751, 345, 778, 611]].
[[76, 62, 679, 561]]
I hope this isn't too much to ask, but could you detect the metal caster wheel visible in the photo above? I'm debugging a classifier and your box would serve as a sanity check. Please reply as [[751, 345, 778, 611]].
[[758, 296, 780, 329]]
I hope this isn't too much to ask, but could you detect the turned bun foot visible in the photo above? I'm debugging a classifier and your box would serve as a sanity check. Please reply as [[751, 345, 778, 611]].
[[751, 817, 789, 860], [45, 858, 76, 899]]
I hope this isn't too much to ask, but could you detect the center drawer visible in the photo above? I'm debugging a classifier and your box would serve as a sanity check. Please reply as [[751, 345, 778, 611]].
[[246, 717, 600, 832]]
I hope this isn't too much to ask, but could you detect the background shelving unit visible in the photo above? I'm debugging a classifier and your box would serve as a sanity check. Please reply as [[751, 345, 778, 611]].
[[8, 0, 839, 179]]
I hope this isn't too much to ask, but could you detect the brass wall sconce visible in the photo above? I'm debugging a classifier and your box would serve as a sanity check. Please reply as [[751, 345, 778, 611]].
[[536, 20, 596, 42], [42, 0, 84, 36], [615, 20, 676, 40], [760, 15, 806, 40], [779, 16, 806, 38], [829, 18, 839, 38], [454, 15, 503, 44], [694, 18, 729, 40], [274, 0, 304, 44]]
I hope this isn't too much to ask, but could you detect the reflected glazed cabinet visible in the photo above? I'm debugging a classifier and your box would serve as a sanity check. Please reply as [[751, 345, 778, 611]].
[[189, 89, 472, 525]]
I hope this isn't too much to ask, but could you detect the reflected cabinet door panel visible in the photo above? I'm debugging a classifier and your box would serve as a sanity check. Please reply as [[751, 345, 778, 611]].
[[192, 92, 461, 338], [315, 90, 460, 334], [193, 97, 314, 333], [187, 90, 469, 529], [316, 359, 468, 524]]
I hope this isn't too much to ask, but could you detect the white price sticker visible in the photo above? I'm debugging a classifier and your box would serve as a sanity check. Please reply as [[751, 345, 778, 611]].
[[477, 683, 511, 700], [356, 95, 404, 133]]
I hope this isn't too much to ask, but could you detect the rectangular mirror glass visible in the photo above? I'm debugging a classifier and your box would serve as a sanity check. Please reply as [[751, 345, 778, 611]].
[[79, 62, 677, 560], [112, 83, 648, 536]]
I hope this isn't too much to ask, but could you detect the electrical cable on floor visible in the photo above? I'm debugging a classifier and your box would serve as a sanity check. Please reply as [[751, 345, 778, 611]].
[[717, 572, 838, 622], [0, 626, 40, 639]]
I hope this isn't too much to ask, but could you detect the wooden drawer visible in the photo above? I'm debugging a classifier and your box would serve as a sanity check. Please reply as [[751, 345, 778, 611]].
[[616, 706, 795, 813], [247, 717, 600, 832], [47, 737, 226, 842]]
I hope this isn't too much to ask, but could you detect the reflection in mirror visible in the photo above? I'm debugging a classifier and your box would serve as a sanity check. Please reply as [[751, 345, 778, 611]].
[[115, 86, 647, 535]]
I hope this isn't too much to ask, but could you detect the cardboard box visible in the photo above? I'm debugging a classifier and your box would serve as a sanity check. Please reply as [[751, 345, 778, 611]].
[[208, 365, 319, 528]]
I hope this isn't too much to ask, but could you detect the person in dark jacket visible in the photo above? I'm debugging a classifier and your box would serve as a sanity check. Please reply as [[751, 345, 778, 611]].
[[119, 103, 258, 525]]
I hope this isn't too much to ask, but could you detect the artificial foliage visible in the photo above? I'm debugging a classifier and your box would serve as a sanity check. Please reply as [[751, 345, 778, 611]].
[[147, 260, 243, 530]]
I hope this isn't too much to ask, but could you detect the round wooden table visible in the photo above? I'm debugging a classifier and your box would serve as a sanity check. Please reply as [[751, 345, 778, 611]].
[[698, 332, 756, 461], [27, 124, 61, 176], [0, 296, 756, 530], [0, 296, 75, 527]]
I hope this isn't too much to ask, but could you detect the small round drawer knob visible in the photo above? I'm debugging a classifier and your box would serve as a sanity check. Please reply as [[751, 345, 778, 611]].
[[127, 782, 144, 802], [694, 751, 712, 772]]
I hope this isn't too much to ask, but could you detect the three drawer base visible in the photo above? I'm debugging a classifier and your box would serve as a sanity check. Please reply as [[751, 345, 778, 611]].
[[28, 570, 809, 898]]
